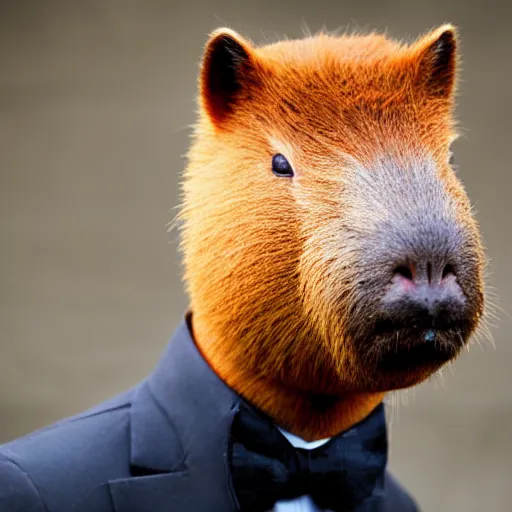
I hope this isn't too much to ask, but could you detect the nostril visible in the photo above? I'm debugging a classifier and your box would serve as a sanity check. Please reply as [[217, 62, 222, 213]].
[[394, 265, 414, 281], [442, 263, 456, 280]]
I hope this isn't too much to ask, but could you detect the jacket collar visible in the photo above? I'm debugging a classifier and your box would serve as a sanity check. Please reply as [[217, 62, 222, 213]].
[[108, 314, 243, 511]]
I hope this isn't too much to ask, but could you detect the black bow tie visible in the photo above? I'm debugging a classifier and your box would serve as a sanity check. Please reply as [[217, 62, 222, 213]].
[[229, 402, 388, 512]]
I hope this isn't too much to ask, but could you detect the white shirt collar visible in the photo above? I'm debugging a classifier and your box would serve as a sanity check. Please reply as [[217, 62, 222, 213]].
[[277, 427, 331, 451]]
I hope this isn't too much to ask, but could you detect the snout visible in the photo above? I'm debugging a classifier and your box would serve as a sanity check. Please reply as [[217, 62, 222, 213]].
[[336, 158, 485, 384], [382, 259, 466, 331], [360, 220, 482, 372]]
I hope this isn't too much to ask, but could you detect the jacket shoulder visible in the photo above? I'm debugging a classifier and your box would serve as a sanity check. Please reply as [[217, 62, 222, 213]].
[[0, 387, 136, 512]]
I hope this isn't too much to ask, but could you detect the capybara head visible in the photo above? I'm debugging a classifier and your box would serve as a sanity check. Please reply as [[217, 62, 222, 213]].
[[180, 25, 485, 397]]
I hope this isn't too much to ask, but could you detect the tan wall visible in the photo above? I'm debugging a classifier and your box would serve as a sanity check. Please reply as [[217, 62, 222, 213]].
[[1, 1, 510, 510]]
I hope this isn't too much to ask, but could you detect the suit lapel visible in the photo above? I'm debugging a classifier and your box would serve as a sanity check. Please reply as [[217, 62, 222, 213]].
[[108, 317, 241, 512]]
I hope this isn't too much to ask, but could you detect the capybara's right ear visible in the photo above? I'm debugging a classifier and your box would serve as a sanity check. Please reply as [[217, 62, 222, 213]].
[[409, 24, 459, 99], [200, 28, 258, 127]]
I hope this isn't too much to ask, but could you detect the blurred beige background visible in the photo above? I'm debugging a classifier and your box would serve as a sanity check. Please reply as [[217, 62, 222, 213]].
[[0, 1, 510, 510]]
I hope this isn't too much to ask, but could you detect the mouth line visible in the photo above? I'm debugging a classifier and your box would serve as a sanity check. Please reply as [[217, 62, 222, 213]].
[[371, 325, 466, 371], [371, 317, 461, 338], [363, 317, 471, 372]]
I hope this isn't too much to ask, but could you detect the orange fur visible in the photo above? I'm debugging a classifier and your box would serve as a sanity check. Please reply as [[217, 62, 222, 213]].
[[179, 25, 485, 440]]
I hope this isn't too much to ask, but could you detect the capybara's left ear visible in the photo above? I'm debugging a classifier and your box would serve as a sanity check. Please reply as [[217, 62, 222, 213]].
[[410, 24, 458, 98], [200, 28, 259, 127]]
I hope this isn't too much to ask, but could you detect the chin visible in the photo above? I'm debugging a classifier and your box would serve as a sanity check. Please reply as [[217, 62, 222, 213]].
[[351, 322, 475, 391]]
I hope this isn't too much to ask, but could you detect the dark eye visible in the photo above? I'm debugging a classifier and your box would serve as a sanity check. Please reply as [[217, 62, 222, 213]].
[[272, 154, 294, 177]]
